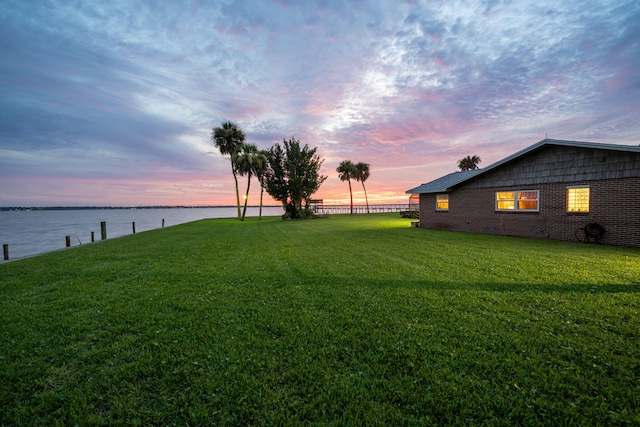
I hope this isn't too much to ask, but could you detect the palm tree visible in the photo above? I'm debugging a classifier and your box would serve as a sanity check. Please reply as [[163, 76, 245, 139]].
[[457, 155, 481, 171], [211, 121, 246, 219], [254, 149, 269, 220], [337, 160, 356, 214], [233, 143, 259, 221], [354, 162, 371, 214]]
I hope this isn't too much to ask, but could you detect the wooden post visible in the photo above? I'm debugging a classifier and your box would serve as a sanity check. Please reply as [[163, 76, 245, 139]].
[[132, 222, 136, 234], [101, 222, 107, 240], [91, 231, 95, 242], [66, 236, 71, 247], [3, 244, 8, 261], [162, 218, 165, 228]]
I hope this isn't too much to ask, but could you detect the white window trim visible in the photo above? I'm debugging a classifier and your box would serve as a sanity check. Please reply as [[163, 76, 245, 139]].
[[495, 190, 540, 212]]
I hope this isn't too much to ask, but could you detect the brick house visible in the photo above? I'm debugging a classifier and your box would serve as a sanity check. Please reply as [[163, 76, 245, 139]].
[[406, 139, 640, 248]]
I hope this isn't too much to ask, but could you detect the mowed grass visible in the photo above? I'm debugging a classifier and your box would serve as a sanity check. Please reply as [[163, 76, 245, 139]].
[[1, 213, 639, 426]]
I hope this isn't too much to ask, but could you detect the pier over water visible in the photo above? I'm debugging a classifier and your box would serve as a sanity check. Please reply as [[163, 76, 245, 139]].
[[311, 203, 418, 215]]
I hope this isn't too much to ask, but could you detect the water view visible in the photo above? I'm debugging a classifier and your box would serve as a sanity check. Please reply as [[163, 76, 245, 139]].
[[0, 206, 284, 261]]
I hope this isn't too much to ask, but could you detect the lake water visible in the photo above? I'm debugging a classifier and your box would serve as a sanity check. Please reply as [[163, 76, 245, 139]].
[[0, 206, 284, 261]]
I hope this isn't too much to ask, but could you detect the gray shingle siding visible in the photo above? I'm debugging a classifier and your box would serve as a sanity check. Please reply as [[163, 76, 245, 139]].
[[407, 139, 640, 195], [460, 145, 640, 189]]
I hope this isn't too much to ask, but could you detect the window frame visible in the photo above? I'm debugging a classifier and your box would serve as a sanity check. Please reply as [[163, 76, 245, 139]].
[[436, 194, 449, 211], [566, 186, 590, 213], [495, 190, 540, 212]]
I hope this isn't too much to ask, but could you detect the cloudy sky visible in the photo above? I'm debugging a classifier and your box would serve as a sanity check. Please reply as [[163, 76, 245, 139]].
[[1, 0, 639, 207]]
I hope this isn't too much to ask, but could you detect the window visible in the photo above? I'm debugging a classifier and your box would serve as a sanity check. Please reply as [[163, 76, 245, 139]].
[[567, 186, 590, 212], [495, 190, 539, 212], [496, 191, 515, 210], [517, 191, 539, 210], [436, 194, 449, 211]]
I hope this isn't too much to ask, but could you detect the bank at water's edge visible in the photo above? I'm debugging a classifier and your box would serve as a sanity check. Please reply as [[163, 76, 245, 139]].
[[0, 206, 285, 260]]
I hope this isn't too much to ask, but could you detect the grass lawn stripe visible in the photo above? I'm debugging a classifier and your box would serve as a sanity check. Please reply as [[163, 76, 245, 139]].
[[1, 213, 639, 425]]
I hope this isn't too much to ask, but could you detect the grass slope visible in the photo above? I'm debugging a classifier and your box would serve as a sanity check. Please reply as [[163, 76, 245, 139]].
[[1, 214, 639, 425]]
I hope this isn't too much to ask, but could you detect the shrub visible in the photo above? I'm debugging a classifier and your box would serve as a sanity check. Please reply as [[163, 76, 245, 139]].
[[283, 208, 318, 220]]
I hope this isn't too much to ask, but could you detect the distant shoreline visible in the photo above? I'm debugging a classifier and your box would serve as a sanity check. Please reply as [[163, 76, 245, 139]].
[[0, 205, 281, 211]]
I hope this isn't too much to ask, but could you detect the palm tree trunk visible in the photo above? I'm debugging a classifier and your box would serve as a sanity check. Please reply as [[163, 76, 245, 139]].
[[348, 179, 353, 214], [259, 185, 264, 220], [362, 182, 369, 214], [231, 160, 241, 220], [241, 173, 251, 221]]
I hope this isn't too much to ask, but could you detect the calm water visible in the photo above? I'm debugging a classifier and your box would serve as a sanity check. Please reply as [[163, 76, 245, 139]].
[[0, 206, 284, 261]]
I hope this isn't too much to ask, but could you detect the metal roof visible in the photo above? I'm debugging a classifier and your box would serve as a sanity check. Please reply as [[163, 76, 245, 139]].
[[406, 169, 482, 194], [406, 138, 640, 194]]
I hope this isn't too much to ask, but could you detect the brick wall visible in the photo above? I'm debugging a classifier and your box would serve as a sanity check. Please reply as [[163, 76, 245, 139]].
[[419, 177, 640, 248]]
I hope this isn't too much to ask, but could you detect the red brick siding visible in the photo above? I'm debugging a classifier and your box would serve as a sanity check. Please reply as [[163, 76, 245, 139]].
[[419, 177, 640, 248]]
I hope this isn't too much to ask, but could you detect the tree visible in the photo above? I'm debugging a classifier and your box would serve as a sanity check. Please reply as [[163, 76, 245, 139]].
[[354, 162, 371, 214], [233, 143, 261, 222], [457, 155, 481, 171], [264, 138, 327, 219], [211, 121, 245, 219], [337, 160, 356, 214]]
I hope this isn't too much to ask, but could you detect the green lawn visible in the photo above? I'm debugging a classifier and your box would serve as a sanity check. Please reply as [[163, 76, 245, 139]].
[[1, 213, 639, 425]]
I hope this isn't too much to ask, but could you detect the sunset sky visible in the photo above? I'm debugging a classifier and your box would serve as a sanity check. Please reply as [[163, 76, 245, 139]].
[[1, 0, 639, 207]]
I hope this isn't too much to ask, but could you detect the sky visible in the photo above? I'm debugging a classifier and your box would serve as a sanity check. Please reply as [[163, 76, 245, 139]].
[[1, 0, 639, 207]]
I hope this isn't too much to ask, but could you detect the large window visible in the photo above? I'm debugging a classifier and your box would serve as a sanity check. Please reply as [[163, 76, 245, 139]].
[[436, 194, 449, 211], [567, 186, 590, 212], [496, 190, 539, 212]]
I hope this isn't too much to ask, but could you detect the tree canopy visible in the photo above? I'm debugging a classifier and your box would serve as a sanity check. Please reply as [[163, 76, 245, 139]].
[[211, 121, 245, 219], [264, 138, 327, 219], [458, 155, 481, 171], [354, 162, 371, 213], [337, 160, 356, 214], [233, 143, 265, 221]]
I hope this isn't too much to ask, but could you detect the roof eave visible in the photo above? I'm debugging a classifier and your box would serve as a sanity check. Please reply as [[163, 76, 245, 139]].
[[406, 138, 640, 194]]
